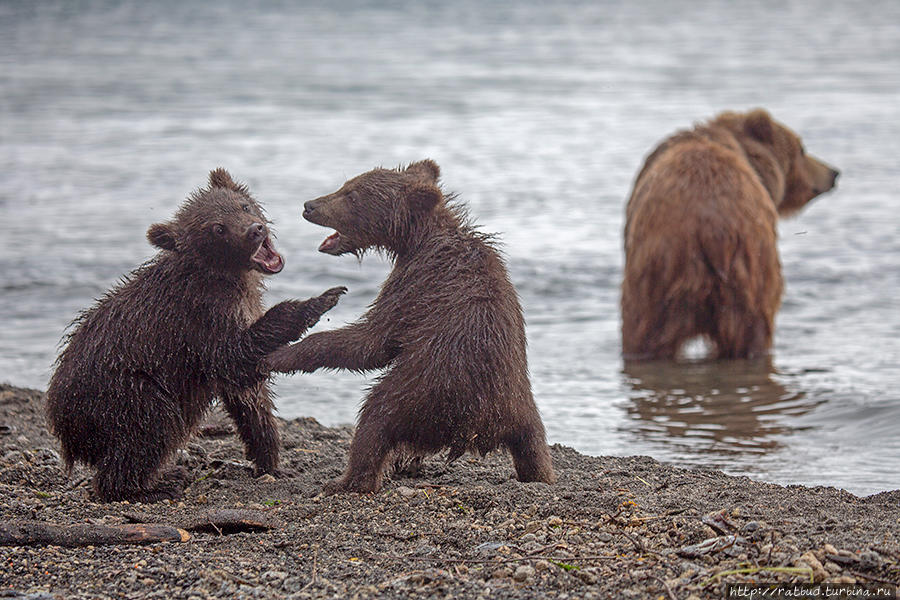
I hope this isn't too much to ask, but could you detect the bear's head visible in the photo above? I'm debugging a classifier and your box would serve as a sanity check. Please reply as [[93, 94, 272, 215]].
[[716, 109, 839, 216], [146, 168, 284, 274], [302, 159, 443, 257]]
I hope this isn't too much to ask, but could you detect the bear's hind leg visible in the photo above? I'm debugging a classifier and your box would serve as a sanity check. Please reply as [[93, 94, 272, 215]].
[[505, 406, 556, 484], [93, 447, 178, 503], [221, 381, 279, 476], [324, 386, 398, 494], [711, 305, 773, 359]]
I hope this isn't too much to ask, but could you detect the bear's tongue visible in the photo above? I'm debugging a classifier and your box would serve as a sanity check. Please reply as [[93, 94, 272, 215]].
[[319, 231, 341, 254], [252, 237, 284, 274]]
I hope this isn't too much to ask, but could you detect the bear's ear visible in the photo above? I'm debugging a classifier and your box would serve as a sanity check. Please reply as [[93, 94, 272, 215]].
[[744, 109, 775, 144], [208, 168, 236, 190], [406, 183, 442, 214], [405, 159, 441, 184], [147, 222, 178, 251]]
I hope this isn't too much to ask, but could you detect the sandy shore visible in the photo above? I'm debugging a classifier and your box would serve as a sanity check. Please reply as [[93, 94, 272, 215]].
[[1, 383, 897, 599]]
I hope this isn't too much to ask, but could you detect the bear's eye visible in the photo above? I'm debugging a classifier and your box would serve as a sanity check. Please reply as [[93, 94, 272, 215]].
[[241, 204, 251, 213], [213, 224, 226, 236]]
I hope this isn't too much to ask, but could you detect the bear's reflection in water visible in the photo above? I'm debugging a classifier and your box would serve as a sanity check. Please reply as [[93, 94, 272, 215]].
[[621, 358, 822, 462]]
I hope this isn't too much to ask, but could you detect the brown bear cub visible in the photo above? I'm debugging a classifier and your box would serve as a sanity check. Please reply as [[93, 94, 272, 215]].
[[267, 160, 556, 493], [622, 109, 839, 361], [46, 169, 345, 502]]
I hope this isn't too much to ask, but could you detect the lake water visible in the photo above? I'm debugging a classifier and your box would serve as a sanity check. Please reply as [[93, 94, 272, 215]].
[[2, 0, 898, 496]]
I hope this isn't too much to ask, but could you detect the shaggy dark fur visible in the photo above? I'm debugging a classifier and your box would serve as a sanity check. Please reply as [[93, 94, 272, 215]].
[[267, 160, 556, 493], [46, 169, 345, 502], [622, 109, 839, 361]]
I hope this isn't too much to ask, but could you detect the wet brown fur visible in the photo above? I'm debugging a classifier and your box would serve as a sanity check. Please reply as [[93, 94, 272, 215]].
[[622, 109, 839, 360], [46, 169, 344, 502], [267, 160, 556, 493]]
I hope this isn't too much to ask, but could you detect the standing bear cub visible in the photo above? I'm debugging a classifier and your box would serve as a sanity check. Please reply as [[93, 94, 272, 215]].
[[47, 169, 345, 502], [267, 160, 556, 493], [621, 109, 839, 361]]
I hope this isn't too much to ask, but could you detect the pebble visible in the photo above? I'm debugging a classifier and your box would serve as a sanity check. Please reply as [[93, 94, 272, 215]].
[[547, 516, 563, 527], [534, 560, 551, 572], [824, 560, 841, 575], [396, 486, 417, 499], [492, 567, 512, 579], [256, 473, 276, 483], [740, 521, 760, 533], [513, 565, 535, 582], [858, 550, 882, 569], [798, 551, 828, 582]]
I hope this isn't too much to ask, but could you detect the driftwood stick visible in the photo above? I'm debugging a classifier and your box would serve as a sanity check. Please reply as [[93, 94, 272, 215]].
[[0, 520, 190, 547]]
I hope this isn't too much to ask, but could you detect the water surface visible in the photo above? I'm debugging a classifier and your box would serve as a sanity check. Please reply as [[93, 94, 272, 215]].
[[1, 0, 898, 495]]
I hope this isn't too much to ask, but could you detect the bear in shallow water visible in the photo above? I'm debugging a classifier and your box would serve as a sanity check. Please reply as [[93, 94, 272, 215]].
[[621, 109, 839, 361], [267, 160, 556, 493], [46, 169, 345, 502]]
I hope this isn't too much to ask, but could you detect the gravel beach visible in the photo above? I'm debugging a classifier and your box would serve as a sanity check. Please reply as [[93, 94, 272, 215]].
[[1, 383, 897, 599]]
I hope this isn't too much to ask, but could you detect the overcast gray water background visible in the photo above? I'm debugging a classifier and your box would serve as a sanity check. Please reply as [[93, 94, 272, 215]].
[[2, 1, 898, 495]]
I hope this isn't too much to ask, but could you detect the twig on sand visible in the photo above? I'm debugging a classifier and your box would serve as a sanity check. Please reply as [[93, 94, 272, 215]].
[[376, 552, 620, 566], [651, 575, 679, 600], [301, 546, 319, 590], [849, 569, 897, 586]]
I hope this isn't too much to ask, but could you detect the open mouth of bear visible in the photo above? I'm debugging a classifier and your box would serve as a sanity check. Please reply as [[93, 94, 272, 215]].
[[318, 230, 343, 255], [252, 236, 284, 274]]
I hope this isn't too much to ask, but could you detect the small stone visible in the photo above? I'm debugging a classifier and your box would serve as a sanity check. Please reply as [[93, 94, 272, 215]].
[[547, 516, 563, 527], [741, 521, 760, 533], [524, 521, 542, 534], [823, 543, 838, 555], [262, 570, 287, 582], [597, 532, 613, 543], [256, 473, 276, 483], [513, 565, 535, 582], [576, 570, 597, 584], [534, 560, 551, 572], [798, 551, 828, 582], [858, 551, 882, 569], [396, 486, 416, 499], [520, 533, 537, 543], [492, 567, 512, 579]]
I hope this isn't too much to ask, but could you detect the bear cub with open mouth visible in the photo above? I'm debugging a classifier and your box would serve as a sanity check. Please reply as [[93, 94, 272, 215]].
[[267, 160, 556, 493], [47, 169, 345, 502]]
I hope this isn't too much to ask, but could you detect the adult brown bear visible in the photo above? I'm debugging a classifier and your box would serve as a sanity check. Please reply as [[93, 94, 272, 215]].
[[622, 109, 839, 360]]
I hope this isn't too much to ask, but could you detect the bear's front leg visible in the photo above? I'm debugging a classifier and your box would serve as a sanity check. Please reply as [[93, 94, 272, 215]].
[[266, 321, 396, 374], [248, 286, 347, 352]]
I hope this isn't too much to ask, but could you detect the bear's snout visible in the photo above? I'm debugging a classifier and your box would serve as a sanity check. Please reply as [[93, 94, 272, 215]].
[[303, 199, 320, 219], [246, 222, 266, 243]]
